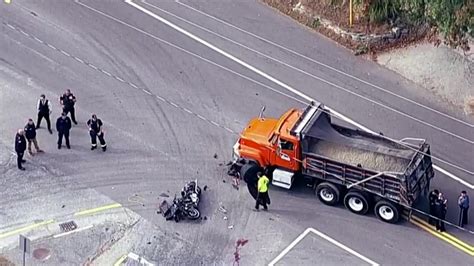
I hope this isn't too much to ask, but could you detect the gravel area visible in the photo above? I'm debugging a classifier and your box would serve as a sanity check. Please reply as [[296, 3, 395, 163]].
[[377, 42, 474, 115]]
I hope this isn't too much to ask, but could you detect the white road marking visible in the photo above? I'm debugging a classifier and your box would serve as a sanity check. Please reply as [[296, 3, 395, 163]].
[[33, 36, 45, 44], [175, 0, 473, 128], [73, 56, 84, 63], [46, 43, 57, 50], [142, 89, 152, 95], [268, 227, 379, 266], [144, 0, 473, 145], [434, 165, 474, 189], [60, 49, 71, 56], [115, 76, 125, 82], [101, 69, 112, 76], [125, 0, 474, 187]]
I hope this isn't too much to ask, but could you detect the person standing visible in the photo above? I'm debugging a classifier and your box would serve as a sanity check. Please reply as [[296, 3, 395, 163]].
[[24, 118, 44, 155], [36, 94, 53, 134], [434, 192, 448, 232], [255, 172, 270, 211], [428, 189, 439, 225], [60, 89, 77, 125], [87, 114, 107, 152], [14, 129, 27, 170], [56, 112, 72, 149], [458, 191, 469, 227]]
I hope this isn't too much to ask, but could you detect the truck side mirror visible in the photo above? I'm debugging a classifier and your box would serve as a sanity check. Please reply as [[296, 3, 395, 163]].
[[258, 106, 266, 119]]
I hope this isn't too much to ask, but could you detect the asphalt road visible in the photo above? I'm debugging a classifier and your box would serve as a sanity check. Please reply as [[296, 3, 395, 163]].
[[0, 0, 473, 265]]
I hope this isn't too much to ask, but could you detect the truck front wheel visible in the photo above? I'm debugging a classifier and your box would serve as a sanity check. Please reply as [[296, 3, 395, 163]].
[[240, 163, 261, 200], [374, 200, 400, 223], [344, 191, 369, 215], [315, 182, 340, 206]]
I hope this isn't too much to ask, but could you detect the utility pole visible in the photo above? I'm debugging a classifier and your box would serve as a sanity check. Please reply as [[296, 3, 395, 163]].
[[349, 0, 353, 27]]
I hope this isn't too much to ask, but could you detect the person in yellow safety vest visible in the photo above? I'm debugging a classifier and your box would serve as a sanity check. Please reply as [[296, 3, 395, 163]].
[[255, 172, 271, 211]]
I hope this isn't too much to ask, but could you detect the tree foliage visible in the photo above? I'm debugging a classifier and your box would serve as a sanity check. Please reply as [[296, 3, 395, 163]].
[[351, 0, 472, 50]]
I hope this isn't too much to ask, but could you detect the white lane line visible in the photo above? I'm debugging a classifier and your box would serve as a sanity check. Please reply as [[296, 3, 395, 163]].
[[101, 69, 112, 76], [175, 0, 473, 129], [143, 0, 473, 145], [33, 36, 45, 44], [73, 56, 84, 63], [268, 227, 379, 266], [46, 43, 58, 50], [434, 165, 474, 189], [87, 63, 98, 70], [125, 0, 474, 186], [60, 49, 71, 57], [6, 23, 16, 30], [142, 89, 152, 95]]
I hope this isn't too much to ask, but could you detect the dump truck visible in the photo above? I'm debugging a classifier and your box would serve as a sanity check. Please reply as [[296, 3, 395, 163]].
[[229, 103, 434, 223]]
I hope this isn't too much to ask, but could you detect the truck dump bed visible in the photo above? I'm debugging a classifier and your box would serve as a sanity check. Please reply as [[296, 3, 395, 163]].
[[291, 104, 434, 206]]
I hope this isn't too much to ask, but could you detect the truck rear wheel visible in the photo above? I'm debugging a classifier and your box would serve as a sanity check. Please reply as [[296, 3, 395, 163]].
[[374, 200, 400, 223], [315, 182, 340, 206], [344, 191, 369, 215]]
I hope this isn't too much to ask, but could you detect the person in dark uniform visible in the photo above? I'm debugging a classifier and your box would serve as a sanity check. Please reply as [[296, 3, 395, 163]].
[[434, 192, 448, 232], [458, 191, 469, 227], [36, 94, 53, 134], [87, 114, 107, 152], [14, 129, 27, 170], [56, 112, 72, 149], [24, 118, 43, 155], [428, 189, 439, 225], [60, 89, 77, 125]]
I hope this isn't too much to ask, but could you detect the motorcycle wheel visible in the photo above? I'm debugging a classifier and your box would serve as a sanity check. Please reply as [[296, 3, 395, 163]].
[[187, 207, 201, 220]]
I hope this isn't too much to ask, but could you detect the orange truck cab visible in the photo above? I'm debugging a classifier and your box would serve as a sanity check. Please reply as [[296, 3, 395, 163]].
[[229, 103, 434, 224]]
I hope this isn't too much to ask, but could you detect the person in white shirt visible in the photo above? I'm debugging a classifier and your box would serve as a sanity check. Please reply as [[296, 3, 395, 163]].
[[37, 94, 53, 134]]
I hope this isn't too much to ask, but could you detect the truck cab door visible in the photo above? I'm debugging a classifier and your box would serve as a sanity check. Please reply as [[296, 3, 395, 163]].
[[274, 138, 296, 170]]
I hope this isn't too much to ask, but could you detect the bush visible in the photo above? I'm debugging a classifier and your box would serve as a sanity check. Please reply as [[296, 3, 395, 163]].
[[353, 0, 472, 50]]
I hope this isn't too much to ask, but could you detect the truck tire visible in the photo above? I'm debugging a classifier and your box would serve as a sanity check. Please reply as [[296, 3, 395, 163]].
[[374, 200, 400, 223], [315, 182, 340, 206], [240, 163, 260, 184], [344, 191, 369, 215], [240, 163, 261, 200]]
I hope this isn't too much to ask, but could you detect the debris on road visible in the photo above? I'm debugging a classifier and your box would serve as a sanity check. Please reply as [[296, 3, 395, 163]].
[[227, 225, 233, 229], [223, 216, 228, 220], [213, 153, 218, 159], [218, 204, 227, 214], [159, 193, 169, 198], [203, 185, 208, 191]]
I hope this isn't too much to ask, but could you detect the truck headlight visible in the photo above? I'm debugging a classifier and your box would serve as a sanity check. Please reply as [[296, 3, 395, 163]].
[[232, 141, 240, 161]]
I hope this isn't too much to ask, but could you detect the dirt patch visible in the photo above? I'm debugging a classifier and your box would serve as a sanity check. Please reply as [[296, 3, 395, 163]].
[[466, 97, 474, 115], [0, 256, 15, 266], [378, 42, 473, 114]]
